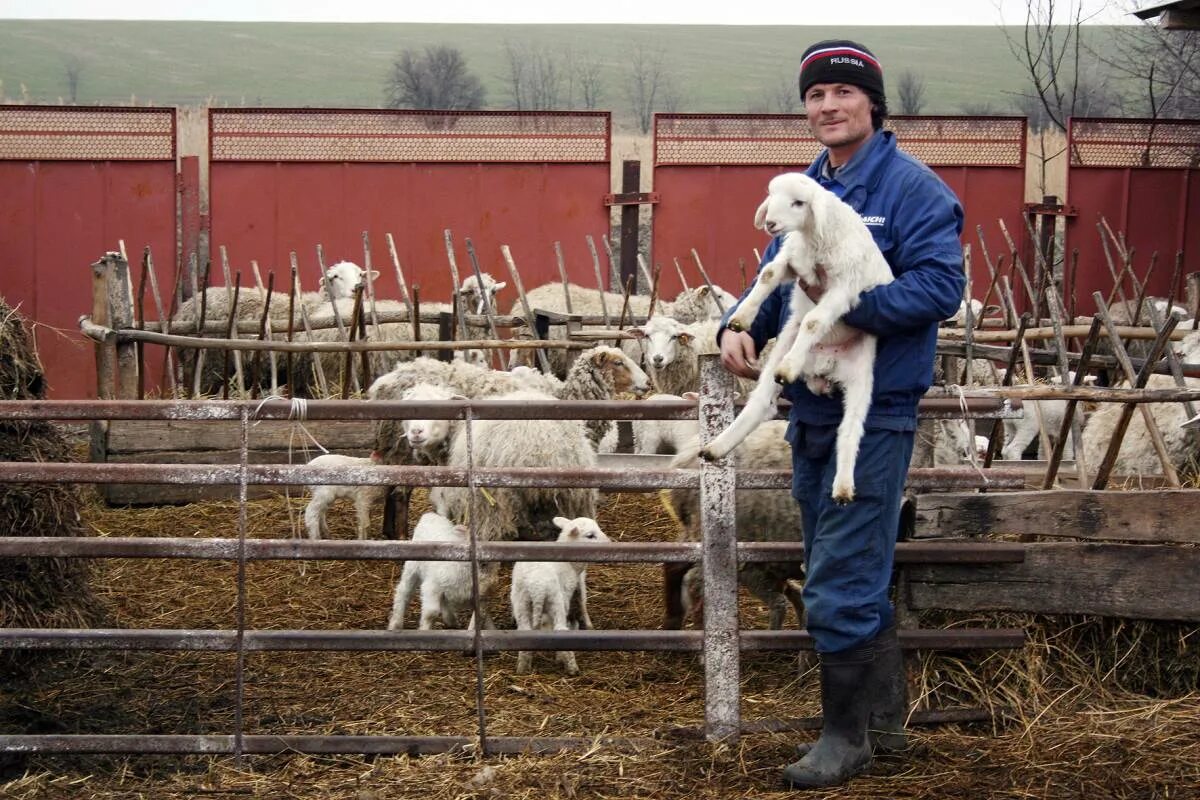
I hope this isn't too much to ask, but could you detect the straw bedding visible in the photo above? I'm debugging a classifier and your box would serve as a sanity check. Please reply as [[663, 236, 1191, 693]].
[[1, 486, 1197, 798]]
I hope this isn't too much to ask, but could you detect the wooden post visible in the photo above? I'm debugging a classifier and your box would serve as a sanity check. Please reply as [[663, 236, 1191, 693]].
[[108, 251, 138, 400], [90, 253, 117, 401], [620, 160, 641, 294]]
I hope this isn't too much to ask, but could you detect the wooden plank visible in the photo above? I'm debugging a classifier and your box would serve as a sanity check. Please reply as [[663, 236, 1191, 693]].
[[105, 419, 376, 454], [914, 490, 1200, 543], [904, 542, 1200, 621]]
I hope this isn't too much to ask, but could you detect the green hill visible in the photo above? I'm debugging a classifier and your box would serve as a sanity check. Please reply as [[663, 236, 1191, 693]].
[[0, 20, 1125, 127]]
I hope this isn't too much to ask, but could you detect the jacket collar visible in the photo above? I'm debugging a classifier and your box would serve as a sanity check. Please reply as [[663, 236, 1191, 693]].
[[806, 129, 896, 196]]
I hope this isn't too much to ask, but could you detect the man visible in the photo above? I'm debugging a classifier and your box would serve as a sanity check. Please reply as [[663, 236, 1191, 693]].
[[717, 40, 965, 789]]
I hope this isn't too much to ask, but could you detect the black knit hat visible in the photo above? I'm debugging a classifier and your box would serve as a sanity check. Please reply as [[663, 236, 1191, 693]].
[[798, 40, 884, 99]]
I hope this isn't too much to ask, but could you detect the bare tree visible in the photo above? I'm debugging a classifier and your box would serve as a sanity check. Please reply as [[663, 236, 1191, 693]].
[[1097, 9, 1199, 120], [64, 56, 83, 104], [501, 40, 606, 110], [623, 42, 682, 134], [896, 70, 926, 115], [750, 73, 802, 114], [1003, 0, 1119, 133], [384, 45, 485, 110]]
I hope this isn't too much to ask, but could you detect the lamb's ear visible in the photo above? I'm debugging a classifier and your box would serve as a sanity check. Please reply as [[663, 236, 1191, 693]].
[[681, 391, 699, 401], [698, 286, 710, 296], [318, 275, 328, 289], [676, 331, 694, 347], [753, 197, 770, 229], [629, 326, 647, 339], [368, 269, 380, 282], [492, 281, 507, 291], [552, 516, 571, 530]]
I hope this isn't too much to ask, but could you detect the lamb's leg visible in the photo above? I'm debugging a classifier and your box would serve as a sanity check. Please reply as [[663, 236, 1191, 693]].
[[830, 343, 876, 504], [725, 251, 794, 332], [1002, 414, 1039, 461], [573, 574, 592, 631], [387, 565, 420, 630], [550, 593, 579, 676], [700, 313, 799, 461], [354, 493, 372, 540], [513, 599, 534, 675], [304, 493, 328, 540], [775, 285, 859, 385]]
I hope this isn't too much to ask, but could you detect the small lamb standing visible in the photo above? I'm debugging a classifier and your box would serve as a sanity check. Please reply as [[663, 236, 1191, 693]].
[[387, 511, 497, 631], [702, 172, 894, 504], [303, 452, 386, 540], [510, 516, 610, 676]]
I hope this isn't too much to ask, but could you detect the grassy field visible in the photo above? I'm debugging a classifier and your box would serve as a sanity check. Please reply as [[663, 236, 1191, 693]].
[[0, 20, 1127, 128]]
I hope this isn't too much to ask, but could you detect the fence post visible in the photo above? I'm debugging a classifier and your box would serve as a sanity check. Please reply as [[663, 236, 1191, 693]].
[[698, 353, 740, 742], [619, 160, 642, 293], [109, 253, 138, 400]]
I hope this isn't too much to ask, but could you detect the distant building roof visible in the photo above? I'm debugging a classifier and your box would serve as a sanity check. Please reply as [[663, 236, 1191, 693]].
[[1132, 0, 1200, 28]]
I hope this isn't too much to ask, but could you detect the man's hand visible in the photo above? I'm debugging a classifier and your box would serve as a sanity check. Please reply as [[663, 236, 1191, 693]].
[[719, 329, 760, 379]]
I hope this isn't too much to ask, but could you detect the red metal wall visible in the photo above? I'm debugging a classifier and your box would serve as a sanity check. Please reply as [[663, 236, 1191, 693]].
[[1065, 118, 1200, 315], [0, 106, 177, 399], [208, 109, 613, 309], [651, 114, 1029, 302]]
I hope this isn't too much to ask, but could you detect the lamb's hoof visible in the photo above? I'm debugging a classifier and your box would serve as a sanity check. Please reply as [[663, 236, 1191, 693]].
[[727, 319, 747, 333], [831, 485, 855, 505], [774, 367, 797, 386], [698, 446, 720, 462]]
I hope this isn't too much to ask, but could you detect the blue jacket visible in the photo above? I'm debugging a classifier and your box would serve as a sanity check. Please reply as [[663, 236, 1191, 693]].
[[719, 130, 965, 431]]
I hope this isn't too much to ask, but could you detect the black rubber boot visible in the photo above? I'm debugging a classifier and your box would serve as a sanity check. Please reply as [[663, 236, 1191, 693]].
[[794, 624, 909, 758], [868, 624, 908, 753], [782, 644, 874, 790]]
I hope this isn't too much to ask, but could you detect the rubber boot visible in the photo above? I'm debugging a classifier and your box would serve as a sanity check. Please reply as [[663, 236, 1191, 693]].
[[794, 625, 908, 758], [782, 644, 874, 790]]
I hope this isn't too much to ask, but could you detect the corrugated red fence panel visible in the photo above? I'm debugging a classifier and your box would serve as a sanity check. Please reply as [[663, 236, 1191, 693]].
[[1065, 118, 1200, 315], [208, 109, 612, 307], [0, 106, 177, 399], [652, 114, 1028, 301]]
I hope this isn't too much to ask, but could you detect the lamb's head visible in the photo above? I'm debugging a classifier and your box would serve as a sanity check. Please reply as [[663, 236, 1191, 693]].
[[458, 272, 507, 314], [319, 261, 378, 300], [631, 315, 693, 371], [579, 345, 652, 397], [754, 172, 831, 238], [552, 516, 610, 544], [452, 348, 489, 368], [670, 285, 736, 322], [400, 383, 460, 454]]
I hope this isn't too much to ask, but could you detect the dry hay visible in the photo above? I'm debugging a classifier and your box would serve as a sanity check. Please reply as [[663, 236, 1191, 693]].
[[0, 296, 97, 680], [0, 489, 1197, 798]]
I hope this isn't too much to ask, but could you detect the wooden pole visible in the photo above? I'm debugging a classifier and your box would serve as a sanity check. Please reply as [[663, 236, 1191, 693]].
[[143, 246, 177, 396], [443, 229, 472, 341], [292, 252, 328, 397], [251, 261, 281, 396], [691, 248, 727, 315], [220, 246, 246, 396], [1041, 315, 1102, 489], [222, 280, 242, 401], [385, 232, 416, 321], [1044, 285, 1090, 486], [500, 245, 553, 374], [1001, 275, 1051, 458], [464, 237, 503, 367]]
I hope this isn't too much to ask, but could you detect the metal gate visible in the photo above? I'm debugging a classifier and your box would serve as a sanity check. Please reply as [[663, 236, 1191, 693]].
[[0, 106, 177, 399], [651, 114, 1028, 298], [1065, 118, 1200, 314], [208, 109, 612, 304]]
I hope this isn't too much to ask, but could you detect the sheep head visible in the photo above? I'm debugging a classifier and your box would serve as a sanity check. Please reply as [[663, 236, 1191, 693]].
[[586, 346, 651, 397], [754, 172, 832, 240], [458, 273, 507, 314], [631, 316, 692, 370], [319, 261, 378, 300], [552, 516, 610, 544]]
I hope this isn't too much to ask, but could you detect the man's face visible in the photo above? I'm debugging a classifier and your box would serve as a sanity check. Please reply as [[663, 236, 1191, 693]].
[[803, 82, 875, 163]]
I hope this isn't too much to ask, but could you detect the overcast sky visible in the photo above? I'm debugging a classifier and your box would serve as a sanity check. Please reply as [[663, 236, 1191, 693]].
[[0, 0, 1141, 25]]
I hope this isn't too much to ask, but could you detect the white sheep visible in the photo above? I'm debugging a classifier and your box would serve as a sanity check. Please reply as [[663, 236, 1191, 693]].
[[387, 511, 497, 631], [632, 393, 700, 456], [667, 284, 739, 324], [510, 516, 610, 676], [702, 172, 894, 504], [1000, 371, 1094, 461], [397, 383, 461, 465], [458, 272, 507, 315], [1081, 372, 1200, 479], [303, 452, 386, 540], [435, 388, 600, 543]]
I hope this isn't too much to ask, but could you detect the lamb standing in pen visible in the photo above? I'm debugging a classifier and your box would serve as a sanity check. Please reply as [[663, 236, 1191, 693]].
[[387, 511, 496, 631], [510, 516, 610, 675], [701, 172, 894, 504], [303, 452, 386, 540]]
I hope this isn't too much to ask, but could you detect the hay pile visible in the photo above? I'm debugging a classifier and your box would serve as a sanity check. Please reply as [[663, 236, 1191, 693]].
[[0, 296, 98, 679]]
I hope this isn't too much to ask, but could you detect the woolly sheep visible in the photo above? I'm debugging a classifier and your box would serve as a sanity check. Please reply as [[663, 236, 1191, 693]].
[[386, 511, 497, 631], [458, 272, 507, 315], [703, 172, 894, 504], [510, 516, 610, 675], [632, 393, 700, 456], [999, 371, 1094, 461], [303, 452, 385, 540], [1080, 373, 1200, 479], [668, 421, 805, 630], [435, 389, 599, 543], [667, 285, 739, 324]]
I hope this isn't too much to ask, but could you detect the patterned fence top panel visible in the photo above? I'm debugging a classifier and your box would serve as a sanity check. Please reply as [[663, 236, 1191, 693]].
[[0, 105, 176, 161], [654, 114, 1026, 168], [210, 108, 610, 163], [1069, 118, 1200, 169]]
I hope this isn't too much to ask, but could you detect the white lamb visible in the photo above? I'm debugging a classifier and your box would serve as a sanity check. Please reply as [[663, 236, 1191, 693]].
[[701, 172, 894, 504], [303, 452, 386, 540], [458, 272, 507, 315], [387, 511, 496, 631], [632, 393, 700, 456], [510, 516, 610, 676]]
